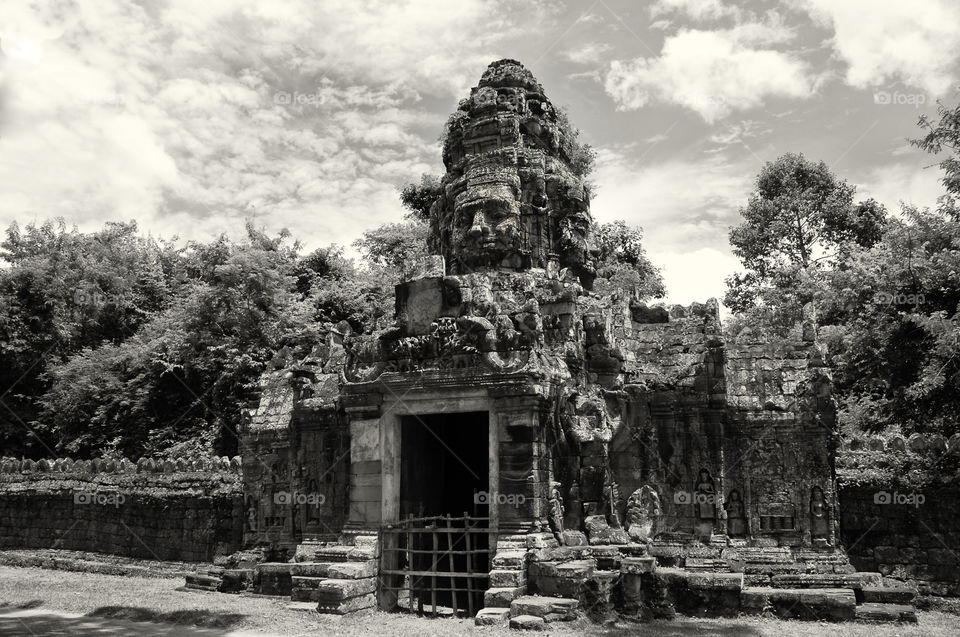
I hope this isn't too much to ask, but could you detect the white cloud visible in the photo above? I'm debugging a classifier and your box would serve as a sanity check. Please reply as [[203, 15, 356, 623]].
[[650, 0, 739, 22], [590, 148, 753, 300], [803, 0, 960, 96], [562, 42, 613, 65], [855, 161, 947, 213], [0, 0, 528, 251], [604, 25, 814, 122]]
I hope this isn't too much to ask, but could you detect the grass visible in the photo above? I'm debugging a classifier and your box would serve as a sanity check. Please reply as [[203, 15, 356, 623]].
[[0, 565, 956, 636]]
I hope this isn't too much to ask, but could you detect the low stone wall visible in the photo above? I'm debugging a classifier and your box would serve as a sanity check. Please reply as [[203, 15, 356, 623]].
[[839, 485, 960, 596], [0, 462, 243, 563]]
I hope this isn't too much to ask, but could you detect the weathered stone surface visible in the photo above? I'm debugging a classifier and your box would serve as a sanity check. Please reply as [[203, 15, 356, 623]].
[[855, 602, 917, 623], [584, 515, 629, 545], [490, 569, 527, 587], [316, 592, 376, 615], [510, 595, 578, 619], [560, 530, 588, 546], [474, 607, 510, 626], [862, 586, 915, 604], [509, 615, 545, 631], [484, 586, 526, 608]]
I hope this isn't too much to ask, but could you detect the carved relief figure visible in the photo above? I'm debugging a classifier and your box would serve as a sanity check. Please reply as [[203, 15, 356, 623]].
[[625, 485, 661, 542], [245, 495, 257, 533], [547, 480, 565, 542], [724, 489, 746, 537], [695, 468, 716, 521], [810, 486, 829, 540]]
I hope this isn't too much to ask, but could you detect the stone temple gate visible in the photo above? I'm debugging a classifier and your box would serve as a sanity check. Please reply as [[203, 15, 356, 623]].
[[220, 60, 913, 624]]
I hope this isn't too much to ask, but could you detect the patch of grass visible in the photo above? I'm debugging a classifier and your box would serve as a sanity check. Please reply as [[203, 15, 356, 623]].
[[0, 565, 957, 636]]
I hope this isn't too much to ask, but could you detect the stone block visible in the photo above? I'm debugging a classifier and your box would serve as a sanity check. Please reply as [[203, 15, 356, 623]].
[[484, 586, 526, 608], [862, 586, 916, 604], [509, 615, 545, 631], [560, 530, 588, 546], [855, 602, 917, 623], [475, 607, 510, 626], [509, 595, 578, 619], [327, 561, 376, 579], [621, 557, 657, 575], [315, 577, 376, 601], [493, 550, 527, 569], [317, 592, 376, 615], [490, 569, 527, 587]]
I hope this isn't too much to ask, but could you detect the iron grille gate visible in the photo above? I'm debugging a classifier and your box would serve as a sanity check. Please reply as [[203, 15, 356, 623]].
[[378, 514, 490, 617]]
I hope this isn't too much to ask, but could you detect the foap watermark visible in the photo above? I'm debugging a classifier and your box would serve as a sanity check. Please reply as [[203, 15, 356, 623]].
[[273, 491, 325, 506], [273, 90, 327, 107], [673, 490, 717, 505], [873, 291, 924, 307], [72, 288, 132, 307], [873, 90, 926, 108], [874, 490, 925, 508], [474, 490, 526, 507], [74, 491, 126, 507]]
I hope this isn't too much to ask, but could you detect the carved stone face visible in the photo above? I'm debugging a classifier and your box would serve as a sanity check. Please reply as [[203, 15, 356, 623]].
[[556, 190, 596, 274], [453, 175, 522, 267]]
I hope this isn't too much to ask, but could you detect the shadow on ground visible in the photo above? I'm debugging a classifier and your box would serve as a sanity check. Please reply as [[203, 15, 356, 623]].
[[593, 620, 765, 636], [0, 607, 249, 636], [88, 606, 246, 628]]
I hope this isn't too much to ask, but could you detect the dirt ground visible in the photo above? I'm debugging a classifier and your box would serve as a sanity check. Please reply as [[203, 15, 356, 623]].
[[0, 565, 956, 636]]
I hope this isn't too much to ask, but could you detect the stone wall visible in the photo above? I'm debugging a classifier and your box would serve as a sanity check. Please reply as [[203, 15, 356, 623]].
[[839, 485, 960, 596], [0, 461, 243, 562]]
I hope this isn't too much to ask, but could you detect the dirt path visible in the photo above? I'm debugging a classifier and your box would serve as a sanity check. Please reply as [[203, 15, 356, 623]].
[[0, 565, 956, 636]]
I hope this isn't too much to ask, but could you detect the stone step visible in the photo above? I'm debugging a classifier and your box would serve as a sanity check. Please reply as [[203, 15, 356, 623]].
[[862, 586, 916, 604], [184, 573, 220, 591], [317, 592, 376, 615], [484, 586, 527, 608], [313, 577, 376, 602], [855, 602, 918, 623], [219, 569, 253, 593], [509, 595, 578, 621], [490, 569, 527, 587], [492, 550, 528, 569], [254, 562, 293, 596], [309, 545, 376, 563], [770, 573, 863, 589], [509, 615, 545, 631], [290, 561, 376, 579], [475, 607, 510, 626], [685, 557, 730, 572], [741, 587, 856, 621]]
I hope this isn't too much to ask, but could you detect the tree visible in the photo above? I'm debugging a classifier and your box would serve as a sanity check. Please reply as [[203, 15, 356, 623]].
[[913, 96, 960, 203], [724, 154, 887, 315], [36, 226, 320, 458], [591, 220, 665, 299], [398, 174, 442, 222], [816, 201, 960, 436], [352, 221, 428, 272], [0, 219, 183, 456]]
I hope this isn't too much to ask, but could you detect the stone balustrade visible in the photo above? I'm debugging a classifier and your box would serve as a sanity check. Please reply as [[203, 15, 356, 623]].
[[839, 433, 960, 455], [0, 455, 242, 475]]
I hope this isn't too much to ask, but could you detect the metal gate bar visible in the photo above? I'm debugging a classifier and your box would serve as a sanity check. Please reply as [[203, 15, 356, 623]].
[[379, 513, 490, 617]]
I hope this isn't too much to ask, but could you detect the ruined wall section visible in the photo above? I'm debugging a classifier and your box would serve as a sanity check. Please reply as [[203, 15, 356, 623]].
[[0, 467, 241, 561], [722, 329, 838, 547], [598, 301, 726, 539], [241, 329, 352, 552]]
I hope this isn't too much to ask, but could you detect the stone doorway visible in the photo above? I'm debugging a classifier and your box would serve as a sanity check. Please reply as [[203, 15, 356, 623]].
[[389, 412, 491, 615], [399, 412, 489, 519]]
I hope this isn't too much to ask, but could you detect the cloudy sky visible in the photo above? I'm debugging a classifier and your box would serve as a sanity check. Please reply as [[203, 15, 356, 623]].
[[2, 0, 959, 303]]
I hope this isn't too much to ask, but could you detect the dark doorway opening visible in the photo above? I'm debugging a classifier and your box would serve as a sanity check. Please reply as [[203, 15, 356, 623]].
[[400, 412, 489, 519], [395, 412, 490, 615]]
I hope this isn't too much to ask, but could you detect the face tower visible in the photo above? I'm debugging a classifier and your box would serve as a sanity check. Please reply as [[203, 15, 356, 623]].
[[429, 59, 597, 286]]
